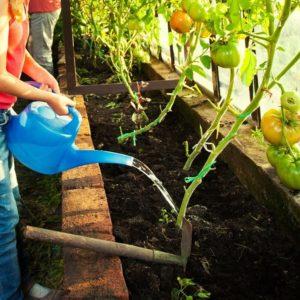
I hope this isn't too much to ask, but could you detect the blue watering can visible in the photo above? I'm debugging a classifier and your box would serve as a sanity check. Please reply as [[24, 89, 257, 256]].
[[5, 101, 134, 175]]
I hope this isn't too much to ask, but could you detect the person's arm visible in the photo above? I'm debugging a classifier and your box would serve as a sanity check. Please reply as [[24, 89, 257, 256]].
[[23, 50, 60, 93], [0, 0, 74, 115]]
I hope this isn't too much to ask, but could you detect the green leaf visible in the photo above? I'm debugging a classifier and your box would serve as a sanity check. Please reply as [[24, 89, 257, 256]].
[[277, 46, 285, 52], [229, 0, 241, 29], [240, 0, 253, 10], [200, 55, 212, 69], [240, 48, 257, 86], [200, 40, 210, 49], [196, 290, 211, 299], [168, 32, 174, 46], [190, 64, 206, 78], [185, 67, 194, 81]]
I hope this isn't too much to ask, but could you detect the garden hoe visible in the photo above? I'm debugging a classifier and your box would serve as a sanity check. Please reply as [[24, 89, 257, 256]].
[[6, 96, 192, 266]]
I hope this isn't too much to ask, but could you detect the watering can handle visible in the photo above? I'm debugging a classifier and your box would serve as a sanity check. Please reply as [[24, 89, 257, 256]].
[[26, 81, 43, 89], [64, 106, 82, 135]]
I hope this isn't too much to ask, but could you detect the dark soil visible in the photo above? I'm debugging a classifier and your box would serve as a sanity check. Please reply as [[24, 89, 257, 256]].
[[85, 91, 300, 300]]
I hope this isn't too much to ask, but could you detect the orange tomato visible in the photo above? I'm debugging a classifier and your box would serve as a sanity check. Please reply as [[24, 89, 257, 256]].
[[170, 10, 193, 34], [261, 109, 300, 145]]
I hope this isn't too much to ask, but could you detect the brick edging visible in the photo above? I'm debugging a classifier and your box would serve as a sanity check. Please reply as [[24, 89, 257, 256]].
[[58, 49, 129, 299]]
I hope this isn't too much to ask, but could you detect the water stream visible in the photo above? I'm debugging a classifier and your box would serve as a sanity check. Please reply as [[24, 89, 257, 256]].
[[131, 158, 179, 214]]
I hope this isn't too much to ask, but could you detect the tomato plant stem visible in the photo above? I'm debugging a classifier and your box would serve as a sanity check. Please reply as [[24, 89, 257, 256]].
[[268, 51, 300, 90], [183, 68, 235, 171], [176, 0, 293, 228], [118, 23, 203, 144]]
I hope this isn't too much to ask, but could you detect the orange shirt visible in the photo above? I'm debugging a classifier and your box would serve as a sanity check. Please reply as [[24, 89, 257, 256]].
[[29, 0, 61, 13], [0, 1, 30, 109]]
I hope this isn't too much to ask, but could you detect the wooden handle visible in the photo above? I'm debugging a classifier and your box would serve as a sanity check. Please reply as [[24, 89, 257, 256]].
[[24, 226, 186, 267]]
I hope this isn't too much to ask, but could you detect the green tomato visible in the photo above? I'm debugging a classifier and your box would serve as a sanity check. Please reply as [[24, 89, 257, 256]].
[[182, 0, 193, 12], [211, 42, 240, 68], [276, 154, 300, 190], [281, 91, 300, 113], [133, 48, 150, 64], [187, 0, 207, 22], [266, 145, 290, 167], [128, 18, 144, 31]]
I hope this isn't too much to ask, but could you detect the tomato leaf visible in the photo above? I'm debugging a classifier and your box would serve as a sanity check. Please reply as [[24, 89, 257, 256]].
[[185, 67, 194, 80], [277, 46, 285, 52], [229, 0, 241, 30], [240, 48, 257, 86], [200, 55, 212, 69], [200, 40, 210, 49], [190, 64, 206, 78]]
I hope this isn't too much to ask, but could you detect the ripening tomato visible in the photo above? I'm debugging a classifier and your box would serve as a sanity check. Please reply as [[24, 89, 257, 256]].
[[187, 0, 208, 22], [170, 10, 193, 34], [261, 109, 300, 146], [281, 91, 300, 113], [211, 42, 240, 68]]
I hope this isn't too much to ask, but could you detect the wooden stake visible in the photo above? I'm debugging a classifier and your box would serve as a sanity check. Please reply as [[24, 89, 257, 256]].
[[24, 226, 186, 267]]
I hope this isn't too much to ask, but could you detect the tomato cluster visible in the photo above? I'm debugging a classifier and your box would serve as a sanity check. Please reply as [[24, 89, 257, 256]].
[[266, 145, 300, 190], [170, 0, 210, 34], [262, 94, 300, 190]]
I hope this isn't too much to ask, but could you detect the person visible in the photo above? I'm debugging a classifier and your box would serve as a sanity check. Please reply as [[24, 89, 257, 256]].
[[0, 0, 74, 299], [29, 0, 61, 74]]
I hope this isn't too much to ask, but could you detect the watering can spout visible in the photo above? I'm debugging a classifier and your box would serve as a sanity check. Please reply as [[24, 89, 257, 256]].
[[58, 147, 134, 172]]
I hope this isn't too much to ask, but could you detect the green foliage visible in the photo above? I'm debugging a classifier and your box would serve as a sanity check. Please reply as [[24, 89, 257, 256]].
[[171, 277, 211, 300], [159, 208, 175, 224], [251, 128, 267, 146], [240, 48, 257, 86]]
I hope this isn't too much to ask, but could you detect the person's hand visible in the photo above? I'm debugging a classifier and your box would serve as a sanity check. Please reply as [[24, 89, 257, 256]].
[[39, 73, 60, 93], [47, 93, 75, 115], [39, 83, 52, 92]]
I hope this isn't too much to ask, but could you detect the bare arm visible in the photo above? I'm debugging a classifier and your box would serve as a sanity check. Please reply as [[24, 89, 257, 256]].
[[0, 0, 74, 115], [23, 50, 60, 93]]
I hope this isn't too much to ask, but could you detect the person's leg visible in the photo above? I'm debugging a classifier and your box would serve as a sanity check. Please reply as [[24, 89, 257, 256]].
[[29, 10, 61, 75], [0, 117, 23, 300]]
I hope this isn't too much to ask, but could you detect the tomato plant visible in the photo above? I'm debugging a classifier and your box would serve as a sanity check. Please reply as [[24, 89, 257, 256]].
[[261, 109, 300, 146], [177, 0, 300, 227], [71, 0, 300, 223], [71, 0, 162, 127]]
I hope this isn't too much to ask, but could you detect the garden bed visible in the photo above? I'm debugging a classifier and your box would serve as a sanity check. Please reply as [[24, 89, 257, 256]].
[[84, 91, 300, 299]]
